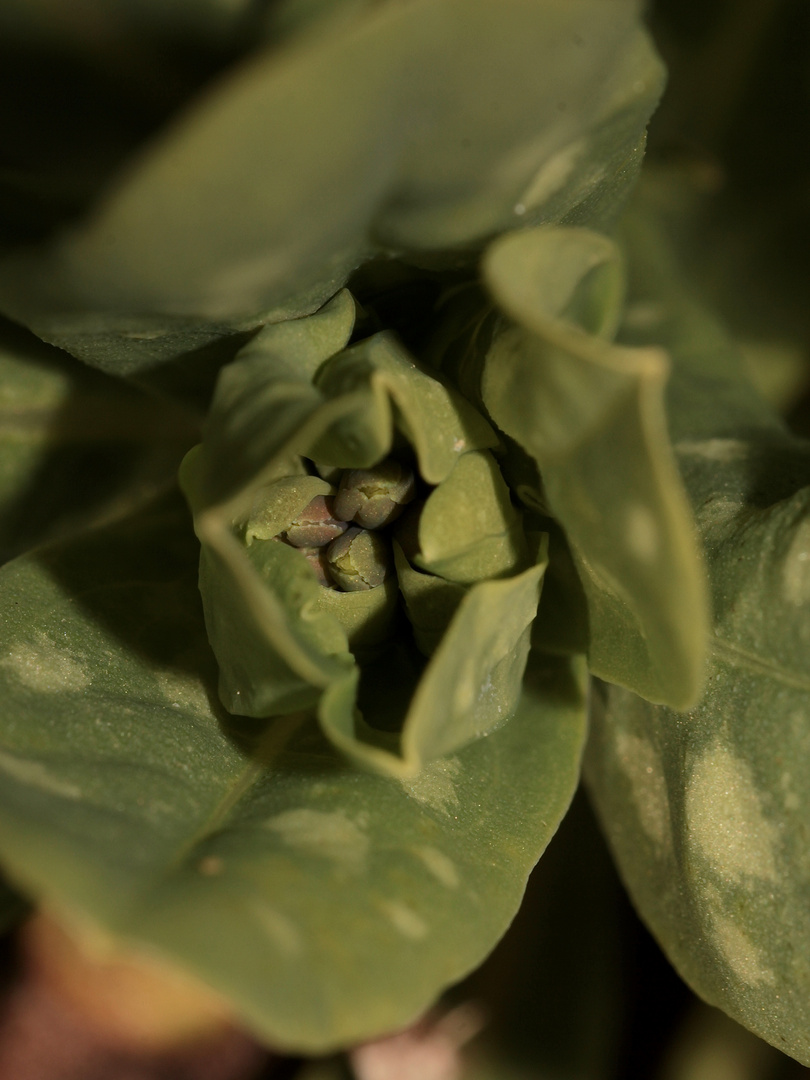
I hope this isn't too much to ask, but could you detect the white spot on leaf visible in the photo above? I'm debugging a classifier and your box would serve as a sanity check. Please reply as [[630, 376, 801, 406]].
[[676, 438, 750, 463], [3, 633, 90, 693], [401, 758, 461, 815], [265, 808, 369, 872], [625, 504, 659, 563], [155, 667, 211, 715], [614, 732, 671, 852], [0, 750, 81, 799], [686, 746, 779, 883], [413, 846, 459, 889], [247, 900, 301, 956], [781, 519, 810, 606], [517, 138, 585, 209], [379, 899, 428, 941], [710, 911, 776, 987]]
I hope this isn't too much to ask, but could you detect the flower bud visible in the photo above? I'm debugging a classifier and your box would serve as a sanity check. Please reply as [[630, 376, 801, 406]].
[[284, 495, 348, 548], [298, 546, 335, 588], [334, 460, 416, 531], [326, 527, 391, 591]]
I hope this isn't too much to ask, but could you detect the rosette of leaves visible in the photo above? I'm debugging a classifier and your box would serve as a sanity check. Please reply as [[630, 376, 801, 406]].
[[0, 0, 668, 1052]]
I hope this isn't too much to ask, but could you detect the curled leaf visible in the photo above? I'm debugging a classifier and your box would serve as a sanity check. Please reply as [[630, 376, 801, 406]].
[[482, 225, 709, 708]]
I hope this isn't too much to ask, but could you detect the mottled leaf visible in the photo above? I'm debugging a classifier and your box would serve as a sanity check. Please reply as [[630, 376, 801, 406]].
[[0, 494, 586, 1051], [482, 225, 709, 708], [0, 0, 663, 373], [586, 205, 810, 1065]]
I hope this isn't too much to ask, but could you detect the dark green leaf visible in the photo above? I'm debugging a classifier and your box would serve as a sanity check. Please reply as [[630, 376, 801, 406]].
[[0, 0, 663, 374], [586, 204, 810, 1066], [0, 495, 586, 1051], [0, 319, 196, 563]]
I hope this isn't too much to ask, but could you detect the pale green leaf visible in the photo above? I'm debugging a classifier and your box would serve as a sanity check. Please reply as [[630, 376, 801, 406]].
[[319, 559, 546, 776], [402, 562, 547, 766], [196, 289, 357, 509], [586, 204, 810, 1066], [0, 495, 586, 1051], [199, 536, 354, 717], [415, 450, 528, 585], [393, 543, 467, 657], [245, 475, 332, 542], [315, 332, 497, 485], [482, 225, 709, 709], [314, 577, 399, 651], [0, 0, 663, 374]]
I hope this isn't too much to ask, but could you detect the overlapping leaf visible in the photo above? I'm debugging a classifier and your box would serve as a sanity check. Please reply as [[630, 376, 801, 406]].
[[0, 0, 663, 375], [481, 225, 708, 708], [183, 292, 547, 775], [0, 319, 196, 563], [0, 493, 587, 1050], [586, 205, 810, 1065]]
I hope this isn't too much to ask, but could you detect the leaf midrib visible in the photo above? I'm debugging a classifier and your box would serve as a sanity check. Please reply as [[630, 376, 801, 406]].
[[710, 635, 810, 692]]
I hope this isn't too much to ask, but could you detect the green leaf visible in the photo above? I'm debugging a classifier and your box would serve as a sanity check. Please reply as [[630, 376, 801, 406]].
[[481, 225, 709, 709], [0, 318, 196, 564], [316, 333, 497, 485], [393, 543, 467, 657], [196, 289, 358, 510], [200, 536, 354, 717], [320, 559, 546, 776], [415, 450, 529, 585], [0, 0, 663, 374], [0, 494, 586, 1051], [586, 204, 810, 1066]]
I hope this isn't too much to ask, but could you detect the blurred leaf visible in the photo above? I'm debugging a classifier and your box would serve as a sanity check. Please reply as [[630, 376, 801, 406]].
[[0, 873, 28, 934], [0, 494, 586, 1051], [0, 318, 196, 563], [586, 205, 810, 1066], [0, 0, 663, 374], [482, 225, 709, 708]]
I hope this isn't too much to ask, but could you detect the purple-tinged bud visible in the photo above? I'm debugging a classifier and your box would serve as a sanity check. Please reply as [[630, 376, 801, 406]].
[[334, 460, 416, 530], [298, 546, 335, 588], [284, 495, 348, 548]]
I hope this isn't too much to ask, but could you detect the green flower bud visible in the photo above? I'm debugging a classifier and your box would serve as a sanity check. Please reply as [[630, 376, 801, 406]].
[[334, 460, 416, 530], [285, 495, 348, 548], [326, 527, 391, 591]]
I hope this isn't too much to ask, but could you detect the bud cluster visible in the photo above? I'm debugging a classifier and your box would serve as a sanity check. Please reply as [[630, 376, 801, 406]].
[[277, 459, 417, 592]]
